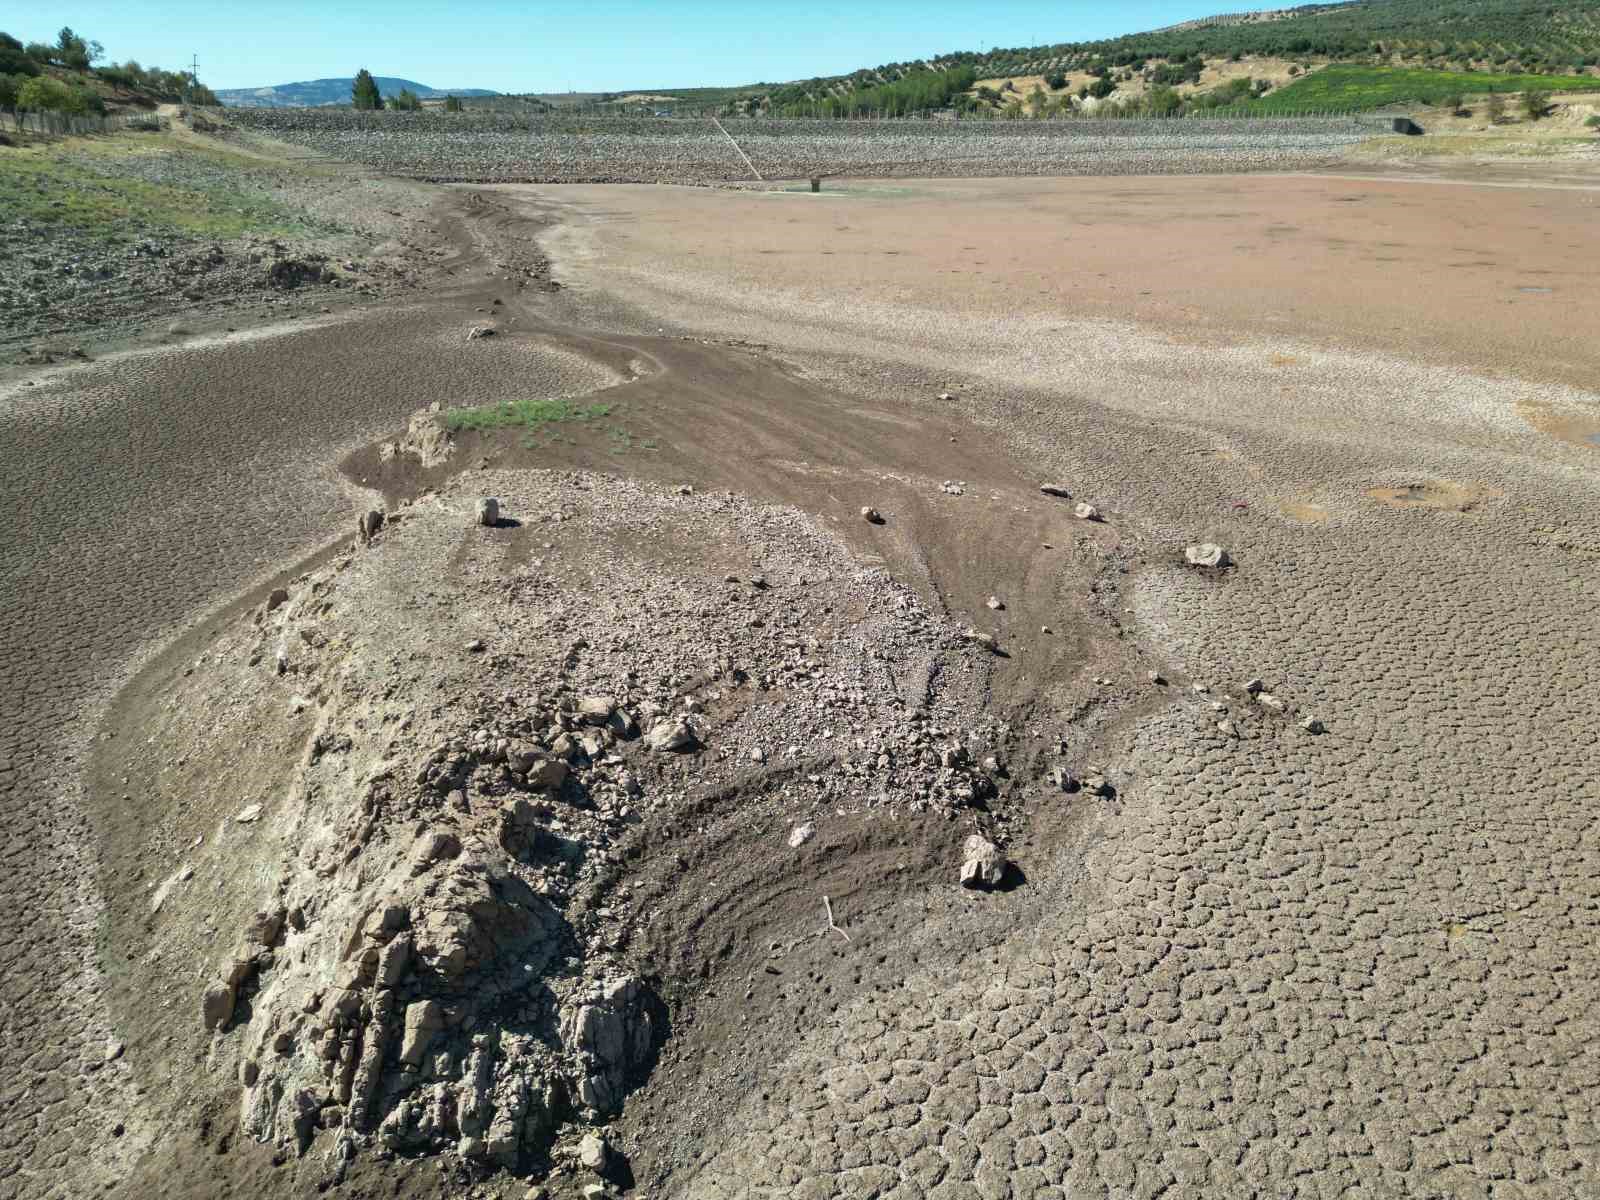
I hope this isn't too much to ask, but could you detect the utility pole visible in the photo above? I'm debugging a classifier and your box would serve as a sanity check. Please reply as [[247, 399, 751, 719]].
[[188, 53, 199, 105]]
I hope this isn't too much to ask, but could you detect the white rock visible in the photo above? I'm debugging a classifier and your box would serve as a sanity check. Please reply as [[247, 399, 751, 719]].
[[1184, 543, 1232, 568], [1257, 693, 1285, 712], [986, 596, 1004, 611], [860, 506, 884, 524], [578, 1132, 609, 1172], [578, 696, 617, 724], [1074, 503, 1101, 521], [400, 1000, 444, 1066], [788, 823, 815, 849], [959, 835, 1007, 888], [646, 719, 697, 753], [235, 804, 262, 824]]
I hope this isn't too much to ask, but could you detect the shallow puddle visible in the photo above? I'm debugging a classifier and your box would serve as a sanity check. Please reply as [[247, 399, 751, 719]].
[[1364, 481, 1502, 513]]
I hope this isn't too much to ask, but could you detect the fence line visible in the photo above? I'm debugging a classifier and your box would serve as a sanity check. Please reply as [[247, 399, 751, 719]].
[[8, 110, 168, 136]]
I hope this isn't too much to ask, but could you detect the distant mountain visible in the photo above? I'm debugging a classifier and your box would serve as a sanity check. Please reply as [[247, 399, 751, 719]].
[[214, 77, 497, 108]]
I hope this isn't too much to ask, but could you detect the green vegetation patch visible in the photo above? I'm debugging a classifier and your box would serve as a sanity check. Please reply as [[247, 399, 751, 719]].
[[1252, 64, 1600, 112], [0, 133, 321, 241], [444, 398, 612, 433]]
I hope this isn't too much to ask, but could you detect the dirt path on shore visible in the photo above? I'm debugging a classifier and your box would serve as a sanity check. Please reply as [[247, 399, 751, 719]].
[[2, 164, 1598, 1200]]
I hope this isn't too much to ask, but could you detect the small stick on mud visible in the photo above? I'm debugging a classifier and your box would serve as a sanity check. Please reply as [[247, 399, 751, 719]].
[[823, 895, 851, 943]]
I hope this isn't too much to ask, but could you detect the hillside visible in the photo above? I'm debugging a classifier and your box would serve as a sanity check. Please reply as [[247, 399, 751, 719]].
[[1, 26, 217, 114], [663, 0, 1600, 115], [215, 76, 497, 108]]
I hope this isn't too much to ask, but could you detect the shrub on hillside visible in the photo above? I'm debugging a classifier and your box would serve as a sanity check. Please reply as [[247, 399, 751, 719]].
[[1521, 89, 1549, 119], [0, 32, 40, 77], [18, 75, 87, 114]]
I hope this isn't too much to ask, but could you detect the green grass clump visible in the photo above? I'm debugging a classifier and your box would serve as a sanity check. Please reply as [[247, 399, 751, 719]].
[[1250, 64, 1600, 112], [0, 132, 318, 241], [444, 398, 612, 432]]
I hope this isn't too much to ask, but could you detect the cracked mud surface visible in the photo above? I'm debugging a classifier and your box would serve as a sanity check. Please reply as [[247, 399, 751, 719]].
[[2, 160, 1599, 1200]]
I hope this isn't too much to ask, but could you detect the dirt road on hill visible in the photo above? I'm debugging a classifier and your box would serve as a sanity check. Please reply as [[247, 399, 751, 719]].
[[2, 162, 1598, 1200]]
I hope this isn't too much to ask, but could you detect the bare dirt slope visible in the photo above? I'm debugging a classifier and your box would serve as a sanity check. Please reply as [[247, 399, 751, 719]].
[[2, 156, 1599, 1200]]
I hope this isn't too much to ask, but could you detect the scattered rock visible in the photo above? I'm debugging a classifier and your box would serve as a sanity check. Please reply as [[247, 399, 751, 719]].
[[465, 324, 496, 341], [788, 823, 815, 849], [1184, 543, 1232, 568], [645, 719, 697, 753], [1218, 719, 1239, 738], [201, 981, 236, 1031], [1040, 484, 1073, 498], [578, 696, 617, 725], [475, 497, 500, 527], [940, 481, 965, 495], [1244, 678, 1264, 694], [1257, 693, 1285, 712], [465, 639, 485, 653], [266, 258, 326, 289], [1074, 503, 1101, 521], [937, 391, 954, 401], [959, 835, 1008, 889], [235, 804, 263, 824], [1147, 670, 1166, 685], [986, 595, 1004, 611], [965, 628, 1000, 653], [578, 1132, 610, 1173], [860, 506, 884, 525], [1300, 716, 1325, 734], [358, 509, 385, 545], [265, 587, 290, 613]]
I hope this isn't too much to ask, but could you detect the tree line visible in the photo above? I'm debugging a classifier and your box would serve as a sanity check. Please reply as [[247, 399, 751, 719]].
[[0, 25, 219, 122], [352, 68, 462, 112]]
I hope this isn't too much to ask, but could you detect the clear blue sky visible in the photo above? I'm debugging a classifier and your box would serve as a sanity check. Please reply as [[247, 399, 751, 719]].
[[17, 2, 1249, 92]]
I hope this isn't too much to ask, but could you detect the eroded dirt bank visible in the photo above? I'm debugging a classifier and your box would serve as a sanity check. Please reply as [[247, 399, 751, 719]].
[[2, 163, 1598, 1200]]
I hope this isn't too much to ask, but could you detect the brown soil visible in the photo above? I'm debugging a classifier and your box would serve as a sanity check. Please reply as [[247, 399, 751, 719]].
[[7, 146, 1600, 1200]]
